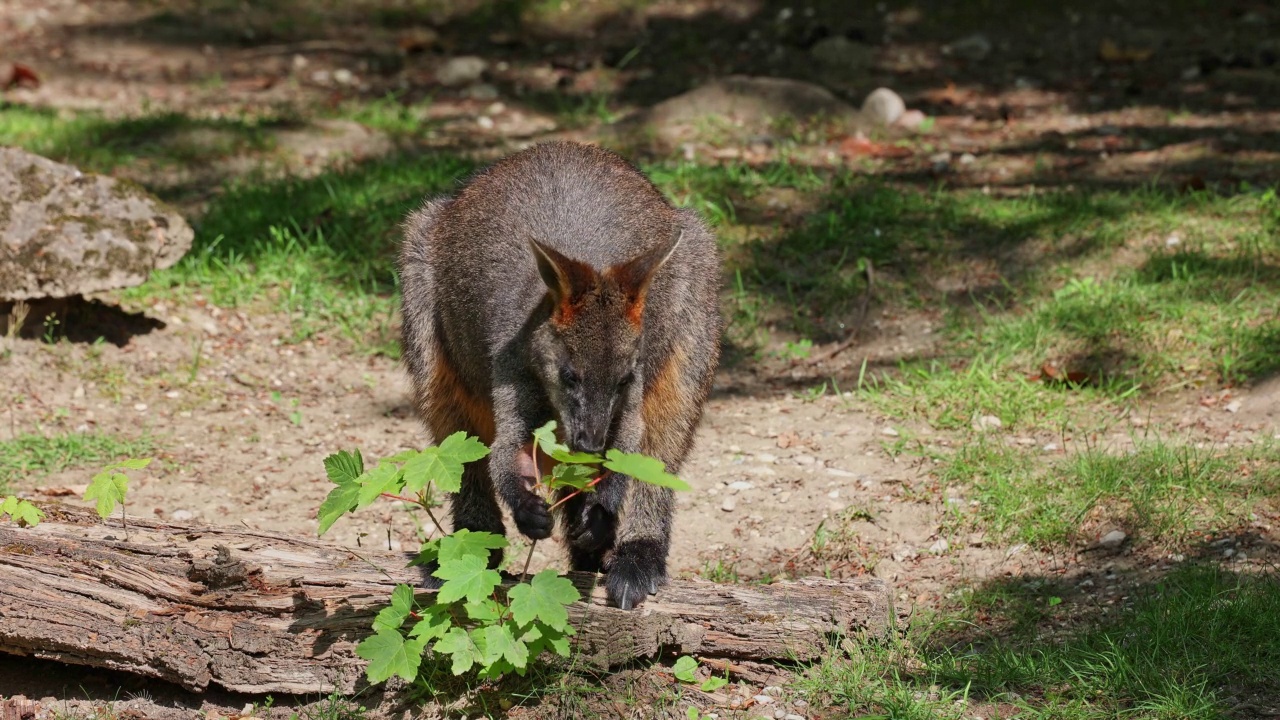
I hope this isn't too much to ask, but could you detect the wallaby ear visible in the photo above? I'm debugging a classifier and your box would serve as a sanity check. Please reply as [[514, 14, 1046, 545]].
[[606, 226, 683, 326], [529, 239, 598, 323]]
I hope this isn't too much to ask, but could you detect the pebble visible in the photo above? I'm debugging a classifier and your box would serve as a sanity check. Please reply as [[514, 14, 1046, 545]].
[[332, 68, 354, 85], [1224, 400, 1242, 414], [958, 152, 977, 164], [777, 492, 792, 504], [793, 701, 808, 709], [972, 414, 1003, 431], [774, 711, 786, 720], [881, 426, 899, 437], [928, 538, 949, 554], [826, 468, 855, 478], [793, 454, 815, 466], [728, 481, 754, 492], [895, 109, 927, 129], [73, 385, 85, 399], [721, 498, 737, 512], [784, 714, 806, 720], [476, 116, 495, 130], [763, 686, 783, 697], [134, 403, 148, 412], [1099, 530, 1127, 549], [172, 510, 194, 521], [436, 56, 487, 86], [753, 695, 775, 705], [165, 390, 180, 399], [465, 83, 500, 100], [827, 489, 840, 499], [756, 452, 777, 463], [861, 87, 906, 126]]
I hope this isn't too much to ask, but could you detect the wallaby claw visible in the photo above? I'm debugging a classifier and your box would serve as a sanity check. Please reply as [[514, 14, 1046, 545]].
[[605, 539, 667, 610], [512, 493, 553, 540]]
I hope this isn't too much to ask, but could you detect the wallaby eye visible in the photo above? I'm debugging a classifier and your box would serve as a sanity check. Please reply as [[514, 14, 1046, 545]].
[[617, 371, 636, 388], [559, 366, 580, 388]]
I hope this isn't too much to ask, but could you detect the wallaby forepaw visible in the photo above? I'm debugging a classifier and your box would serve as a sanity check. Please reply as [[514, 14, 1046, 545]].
[[512, 493, 553, 540], [606, 540, 667, 610], [567, 502, 615, 552]]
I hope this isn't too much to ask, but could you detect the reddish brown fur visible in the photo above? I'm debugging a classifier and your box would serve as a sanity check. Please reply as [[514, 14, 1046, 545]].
[[421, 346, 495, 446]]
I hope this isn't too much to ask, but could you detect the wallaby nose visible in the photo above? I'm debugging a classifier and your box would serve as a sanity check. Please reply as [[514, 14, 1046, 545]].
[[572, 427, 607, 455]]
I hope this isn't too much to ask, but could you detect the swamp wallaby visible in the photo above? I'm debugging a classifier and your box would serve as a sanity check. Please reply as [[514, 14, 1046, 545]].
[[399, 141, 721, 610]]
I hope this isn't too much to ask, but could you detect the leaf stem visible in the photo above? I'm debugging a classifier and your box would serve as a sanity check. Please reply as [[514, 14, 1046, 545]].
[[547, 476, 604, 512], [520, 539, 537, 583]]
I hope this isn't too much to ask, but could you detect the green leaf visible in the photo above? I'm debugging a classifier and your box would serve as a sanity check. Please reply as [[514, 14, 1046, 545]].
[[687, 707, 700, 720], [522, 621, 572, 657], [548, 463, 597, 491], [409, 538, 441, 567], [433, 626, 482, 675], [356, 629, 425, 684], [550, 449, 604, 465], [383, 449, 418, 464], [438, 529, 507, 564], [408, 607, 452, 642], [507, 569, 579, 631], [472, 624, 529, 670], [0, 497, 41, 526], [464, 599, 504, 623], [316, 479, 360, 535], [355, 461, 405, 509], [531, 421, 569, 458], [672, 655, 698, 683], [403, 432, 489, 495], [438, 431, 490, 465], [323, 449, 364, 484], [434, 555, 502, 605], [84, 470, 129, 519], [604, 450, 690, 491], [700, 676, 728, 692], [370, 584, 417, 633]]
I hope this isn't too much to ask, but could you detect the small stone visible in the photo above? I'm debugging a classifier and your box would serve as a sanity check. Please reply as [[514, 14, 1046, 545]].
[[972, 414, 1003, 431], [928, 538, 949, 554], [1223, 547, 1235, 558], [784, 714, 806, 720], [332, 68, 354, 85], [728, 444, 742, 453], [774, 710, 786, 720], [753, 695, 775, 705], [165, 390, 180, 399], [437, 56, 488, 87], [476, 115, 495, 130], [793, 701, 808, 709], [73, 385, 85, 399], [310, 69, 331, 84], [794, 454, 815, 465], [728, 481, 754, 492], [1099, 530, 1127, 549], [1165, 232, 1182, 247], [721, 498, 737, 512], [826, 468, 855, 478], [943, 33, 992, 61], [1043, 443, 1059, 452], [1224, 400, 1242, 414], [881, 426, 899, 437], [860, 87, 906, 126], [777, 492, 792, 503], [894, 109, 927, 129], [763, 686, 783, 697], [172, 510, 194, 521], [891, 545, 917, 563], [827, 489, 840, 499], [133, 403, 147, 412], [958, 152, 977, 164], [756, 452, 778, 463]]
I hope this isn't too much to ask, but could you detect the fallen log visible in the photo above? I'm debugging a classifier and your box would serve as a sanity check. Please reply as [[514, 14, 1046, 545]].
[[0, 505, 892, 695]]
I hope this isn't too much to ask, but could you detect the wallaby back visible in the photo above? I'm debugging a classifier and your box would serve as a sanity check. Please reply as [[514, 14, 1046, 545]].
[[399, 140, 721, 610]]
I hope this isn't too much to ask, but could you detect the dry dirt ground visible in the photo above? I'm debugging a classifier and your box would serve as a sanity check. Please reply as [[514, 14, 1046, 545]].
[[3, 0, 1280, 718]]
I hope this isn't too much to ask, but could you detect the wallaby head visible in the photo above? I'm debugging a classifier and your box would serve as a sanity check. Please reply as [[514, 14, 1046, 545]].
[[527, 228, 682, 455]]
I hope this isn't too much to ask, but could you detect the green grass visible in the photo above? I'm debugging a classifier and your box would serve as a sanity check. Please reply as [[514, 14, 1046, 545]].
[[0, 432, 154, 491], [803, 565, 1280, 719], [939, 438, 1280, 550]]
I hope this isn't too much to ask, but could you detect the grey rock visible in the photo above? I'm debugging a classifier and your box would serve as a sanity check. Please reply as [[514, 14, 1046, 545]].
[[861, 87, 906, 126], [1099, 529, 1127, 548], [0, 147, 193, 301], [436, 56, 487, 87], [943, 33, 992, 61]]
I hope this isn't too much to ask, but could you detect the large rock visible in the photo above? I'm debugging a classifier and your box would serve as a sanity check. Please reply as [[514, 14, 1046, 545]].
[[0, 147, 192, 300], [605, 75, 869, 151]]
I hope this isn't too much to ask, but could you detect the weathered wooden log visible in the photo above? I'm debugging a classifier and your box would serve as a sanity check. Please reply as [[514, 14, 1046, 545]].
[[0, 505, 892, 695]]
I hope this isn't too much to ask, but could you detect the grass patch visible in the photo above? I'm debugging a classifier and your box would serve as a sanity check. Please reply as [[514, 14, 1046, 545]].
[[0, 432, 154, 491], [940, 438, 1280, 549], [804, 565, 1280, 719]]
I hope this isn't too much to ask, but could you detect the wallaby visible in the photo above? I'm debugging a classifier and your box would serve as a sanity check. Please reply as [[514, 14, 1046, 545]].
[[399, 141, 721, 610]]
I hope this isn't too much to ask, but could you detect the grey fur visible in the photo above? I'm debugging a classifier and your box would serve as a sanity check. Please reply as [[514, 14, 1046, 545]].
[[399, 141, 721, 610]]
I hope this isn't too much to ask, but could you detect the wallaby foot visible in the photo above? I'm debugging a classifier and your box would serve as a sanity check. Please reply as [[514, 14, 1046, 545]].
[[606, 539, 667, 610]]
